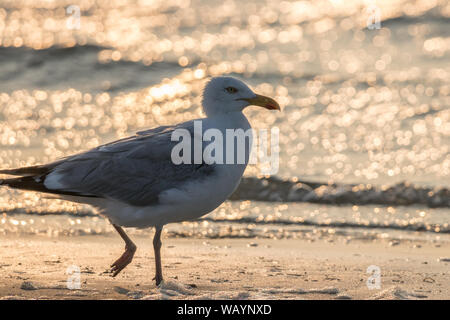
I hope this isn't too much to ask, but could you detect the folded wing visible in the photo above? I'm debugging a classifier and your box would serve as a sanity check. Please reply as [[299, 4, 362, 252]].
[[0, 122, 214, 206]]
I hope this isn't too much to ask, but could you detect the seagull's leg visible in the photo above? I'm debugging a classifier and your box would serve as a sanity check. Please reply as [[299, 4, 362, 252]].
[[153, 227, 163, 285], [109, 224, 137, 277]]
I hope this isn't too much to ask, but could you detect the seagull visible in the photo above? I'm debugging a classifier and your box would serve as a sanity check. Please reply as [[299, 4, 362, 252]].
[[0, 76, 280, 285]]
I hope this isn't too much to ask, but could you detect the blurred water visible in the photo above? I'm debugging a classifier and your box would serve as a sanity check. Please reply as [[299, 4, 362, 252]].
[[0, 0, 449, 237]]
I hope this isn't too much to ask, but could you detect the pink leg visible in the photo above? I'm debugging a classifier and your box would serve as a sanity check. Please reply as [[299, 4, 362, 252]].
[[109, 224, 137, 277]]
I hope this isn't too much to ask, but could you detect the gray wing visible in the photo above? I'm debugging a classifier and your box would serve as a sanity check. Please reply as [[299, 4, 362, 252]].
[[0, 122, 215, 206]]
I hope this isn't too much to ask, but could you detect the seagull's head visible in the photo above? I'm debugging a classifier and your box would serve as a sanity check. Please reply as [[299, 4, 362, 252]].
[[201, 76, 280, 117]]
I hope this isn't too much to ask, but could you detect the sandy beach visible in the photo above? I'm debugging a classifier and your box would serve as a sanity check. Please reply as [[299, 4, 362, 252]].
[[1, 232, 448, 300]]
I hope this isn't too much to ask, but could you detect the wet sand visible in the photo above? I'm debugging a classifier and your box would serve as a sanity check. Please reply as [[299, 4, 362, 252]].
[[0, 234, 448, 300]]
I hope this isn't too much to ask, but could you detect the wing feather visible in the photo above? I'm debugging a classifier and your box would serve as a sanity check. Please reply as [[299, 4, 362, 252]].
[[1, 121, 215, 206]]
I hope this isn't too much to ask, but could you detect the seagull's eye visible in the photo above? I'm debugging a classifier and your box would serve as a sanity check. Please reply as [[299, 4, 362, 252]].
[[225, 87, 238, 94]]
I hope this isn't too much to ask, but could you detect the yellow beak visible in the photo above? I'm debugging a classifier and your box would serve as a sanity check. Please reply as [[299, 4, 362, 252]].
[[242, 94, 281, 111]]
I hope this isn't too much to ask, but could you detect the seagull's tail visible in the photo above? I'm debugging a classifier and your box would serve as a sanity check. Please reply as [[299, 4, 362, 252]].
[[0, 165, 47, 177], [0, 165, 99, 199], [0, 175, 45, 192], [0, 165, 50, 192]]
